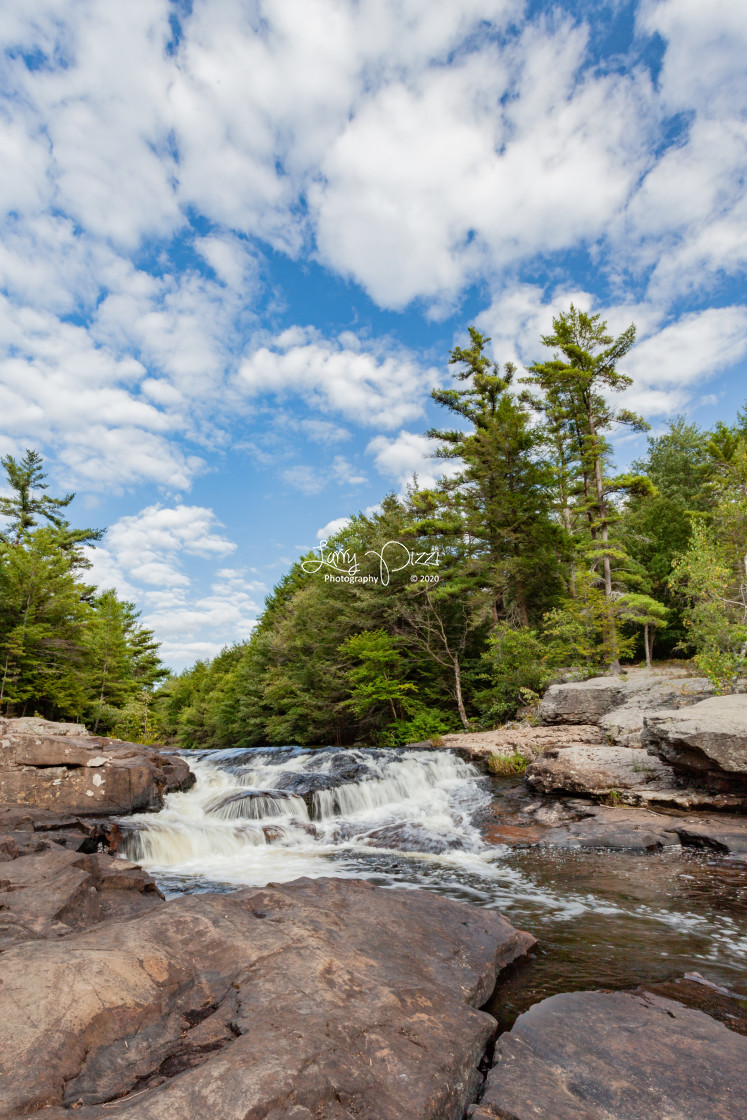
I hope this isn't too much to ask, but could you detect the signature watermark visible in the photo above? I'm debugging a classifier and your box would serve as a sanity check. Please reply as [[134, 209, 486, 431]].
[[302, 540, 441, 586]]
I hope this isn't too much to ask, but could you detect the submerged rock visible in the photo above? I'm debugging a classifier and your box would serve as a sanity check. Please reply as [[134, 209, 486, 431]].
[[643, 694, 747, 790], [0, 717, 194, 816], [0, 876, 535, 1120], [470, 989, 746, 1120]]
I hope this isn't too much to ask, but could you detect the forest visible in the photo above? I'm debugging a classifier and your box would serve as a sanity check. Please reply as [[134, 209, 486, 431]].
[[2, 307, 746, 747]]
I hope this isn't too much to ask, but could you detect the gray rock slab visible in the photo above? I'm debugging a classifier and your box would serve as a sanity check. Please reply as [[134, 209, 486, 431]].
[[643, 694, 747, 783]]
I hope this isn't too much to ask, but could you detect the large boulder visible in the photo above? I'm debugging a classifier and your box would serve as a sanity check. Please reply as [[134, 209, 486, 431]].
[[643, 694, 747, 790], [0, 717, 194, 816], [0, 876, 535, 1120], [540, 668, 713, 741], [470, 989, 746, 1120]]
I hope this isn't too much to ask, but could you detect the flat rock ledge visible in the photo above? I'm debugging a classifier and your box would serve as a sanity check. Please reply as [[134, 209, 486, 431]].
[[0, 716, 194, 816], [523, 742, 746, 811], [0, 876, 535, 1120], [469, 989, 747, 1120]]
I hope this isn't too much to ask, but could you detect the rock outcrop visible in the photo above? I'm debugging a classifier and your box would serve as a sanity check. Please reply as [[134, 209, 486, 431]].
[[523, 742, 744, 810], [0, 717, 193, 816], [470, 989, 746, 1120], [0, 876, 535, 1120], [643, 694, 747, 791], [0, 846, 164, 950], [442, 724, 604, 761], [540, 667, 713, 746]]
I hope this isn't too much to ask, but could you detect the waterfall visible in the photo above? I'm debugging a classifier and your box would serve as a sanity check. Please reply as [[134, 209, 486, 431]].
[[119, 746, 493, 888]]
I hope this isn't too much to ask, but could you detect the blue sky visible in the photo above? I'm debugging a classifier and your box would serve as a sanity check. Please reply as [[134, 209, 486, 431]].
[[1, 0, 746, 667]]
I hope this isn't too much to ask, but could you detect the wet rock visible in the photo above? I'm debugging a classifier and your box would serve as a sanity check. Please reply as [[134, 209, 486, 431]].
[[672, 818, 747, 861], [470, 989, 746, 1120], [203, 788, 307, 820], [0, 876, 535, 1120], [643, 694, 747, 790], [0, 847, 163, 950], [0, 717, 194, 816], [540, 806, 681, 851], [539, 667, 712, 730]]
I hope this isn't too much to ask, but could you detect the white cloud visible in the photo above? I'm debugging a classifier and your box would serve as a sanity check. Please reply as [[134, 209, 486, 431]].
[[84, 505, 263, 668], [316, 516, 351, 541], [331, 456, 367, 486], [282, 465, 325, 494], [618, 306, 747, 414], [367, 430, 453, 490], [238, 328, 433, 428], [0, 0, 745, 563], [295, 419, 351, 444]]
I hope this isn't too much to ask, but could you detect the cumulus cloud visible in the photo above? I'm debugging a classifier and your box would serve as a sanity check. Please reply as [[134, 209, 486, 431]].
[[618, 306, 747, 413], [316, 516, 351, 541], [367, 430, 455, 491], [238, 328, 433, 428], [1, 0, 745, 502], [84, 504, 263, 667]]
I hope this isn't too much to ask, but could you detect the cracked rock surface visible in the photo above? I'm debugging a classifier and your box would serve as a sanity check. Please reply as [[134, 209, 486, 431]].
[[0, 717, 193, 816], [0, 876, 535, 1120]]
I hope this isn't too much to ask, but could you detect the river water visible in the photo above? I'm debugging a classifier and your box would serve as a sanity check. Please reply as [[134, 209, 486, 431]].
[[121, 745, 747, 1020]]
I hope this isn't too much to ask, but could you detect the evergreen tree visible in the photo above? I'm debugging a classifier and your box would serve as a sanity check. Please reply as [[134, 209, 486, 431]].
[[524, 305, 652, 668], [0, 528, 93, 716], [427, 328, 561, 626]]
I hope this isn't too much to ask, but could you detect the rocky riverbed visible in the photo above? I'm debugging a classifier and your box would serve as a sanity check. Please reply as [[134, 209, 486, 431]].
[[1, 669, 746, 1119]]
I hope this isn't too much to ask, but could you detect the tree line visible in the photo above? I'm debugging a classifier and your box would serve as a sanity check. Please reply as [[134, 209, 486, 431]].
[[0, 450, 166, 737], [152, 306, 747, 749]]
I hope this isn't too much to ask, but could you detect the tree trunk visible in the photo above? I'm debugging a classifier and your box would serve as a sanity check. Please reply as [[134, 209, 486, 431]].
[[453, 656, 469, 731], [643, 623, 651, 669]]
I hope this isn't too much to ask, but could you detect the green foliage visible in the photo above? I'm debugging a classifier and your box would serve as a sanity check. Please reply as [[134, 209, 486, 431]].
[[0, 452, 166, 730], [671, 521, 747, 694], [140, 319, 747, 749], [475, 624, 551, 724], [487, 751, 529, 776], [379, 706, 454, 747], [339, 629, 418, 720], [542, 569, 635, 671]]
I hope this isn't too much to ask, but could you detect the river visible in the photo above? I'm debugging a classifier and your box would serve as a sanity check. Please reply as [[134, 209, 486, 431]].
[[121, 745, 747, 1022]]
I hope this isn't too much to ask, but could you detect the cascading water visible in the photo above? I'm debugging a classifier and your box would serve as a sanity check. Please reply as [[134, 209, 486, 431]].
[[121, 746, 491, 887], [121, 745, 747, 1007]]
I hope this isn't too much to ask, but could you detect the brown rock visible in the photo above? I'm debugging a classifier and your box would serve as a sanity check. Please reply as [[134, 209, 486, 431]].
[[471, 989, 747, 1120], [0, 877, 535, 1120], [538, 667, 712, 727], [0, 717, 194, 816], [0, 847, 163, 950], [524, 743, 746, 810], [442, 724, 604, 762]]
